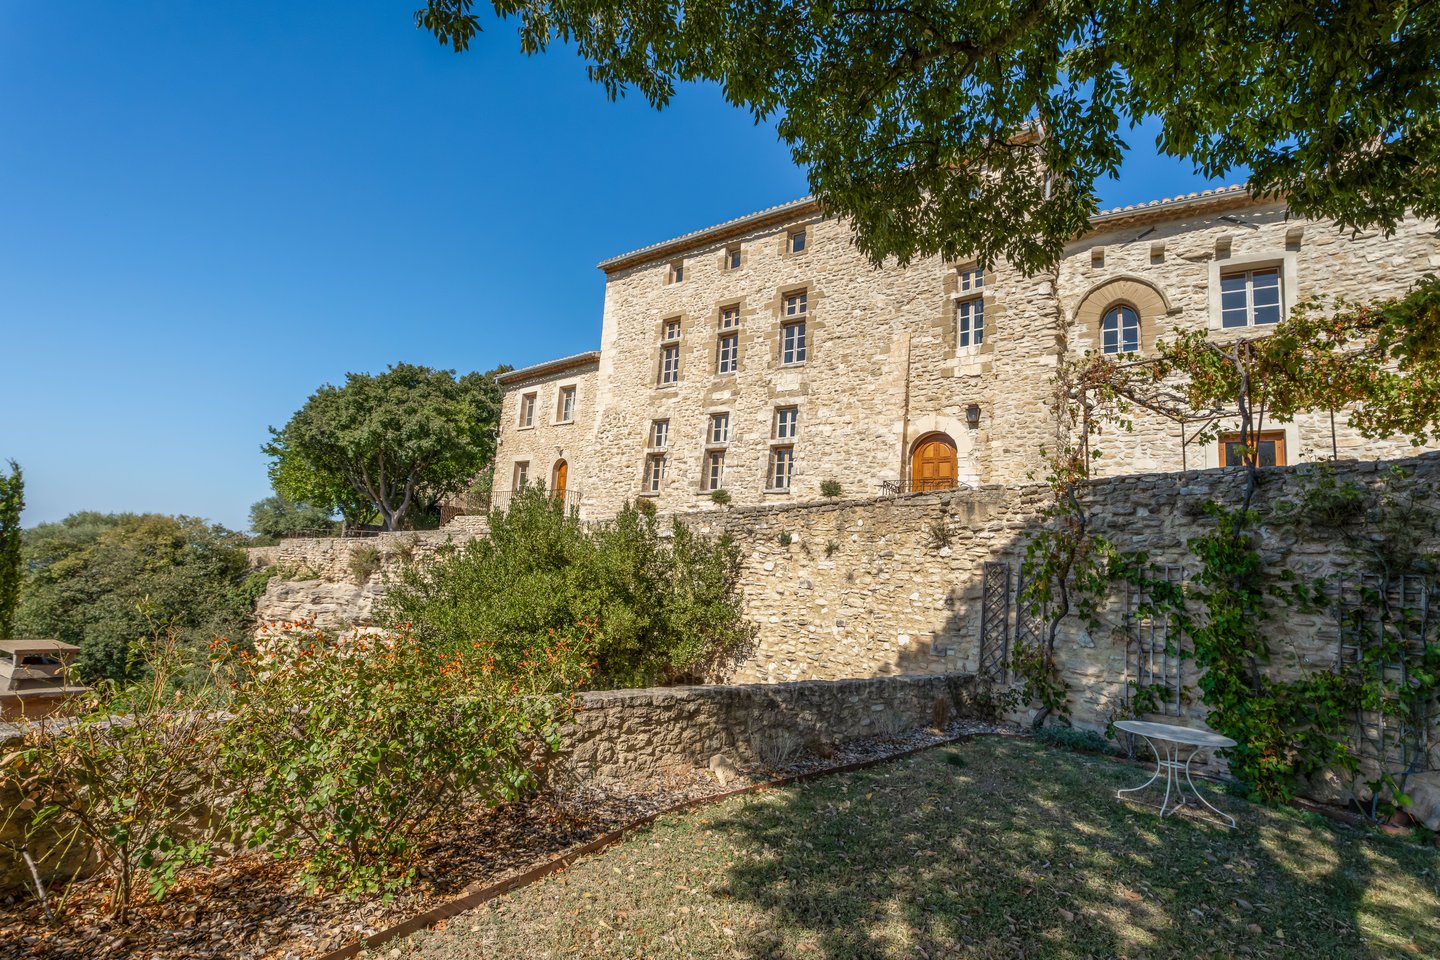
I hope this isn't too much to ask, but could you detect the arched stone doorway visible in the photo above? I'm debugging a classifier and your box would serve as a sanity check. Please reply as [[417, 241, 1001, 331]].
[[910, 433, 958, 492], [551, 459, 568, 499]]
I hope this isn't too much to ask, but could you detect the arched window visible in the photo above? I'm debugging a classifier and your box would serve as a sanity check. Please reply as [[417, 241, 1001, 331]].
[[1101, 304, 1140, 355]]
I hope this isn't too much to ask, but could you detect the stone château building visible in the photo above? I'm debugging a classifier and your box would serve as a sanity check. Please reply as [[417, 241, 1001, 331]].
[[493, 185, 1440, 519]]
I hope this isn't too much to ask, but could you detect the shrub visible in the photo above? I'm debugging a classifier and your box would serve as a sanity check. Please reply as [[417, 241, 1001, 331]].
[[380, 488, 755, 689], [820, 479, 843, 498], [348, 544, 382, 584], [219, 621, 587, 892], [1034, 724, 1120, 756], [709, 488, 731, 506], [778, 531, 793, 547], [1, 630, 228, 922]]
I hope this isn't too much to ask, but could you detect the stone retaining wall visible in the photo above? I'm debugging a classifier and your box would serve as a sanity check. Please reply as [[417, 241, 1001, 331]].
[[561, 673, 982, 784]]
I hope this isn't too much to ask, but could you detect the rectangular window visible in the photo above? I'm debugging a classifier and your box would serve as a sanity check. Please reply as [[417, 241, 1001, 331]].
[[782, 321, 807, 364], [644, 454, 666, 493], [784, 291, 807, 317], [719, 305, 740, 329], [649, 419, 669, 449], [959, 266, 985, 293], [519, 393, 536, 428], [1220, 268, 1282, 328], [709, 413, 730, 445], [725, 246, 741, 270], [958, 297, 985, 349], [663, 318, 682, 341], [659, 343, 680, 385], [773, 406, 798, 440], [704, 451, 725, 491], [717, 333, 738, 374], [557, 386, 576, 423], [1220, 430, 1287, 468], [513, 461, 530, 490], [668, 260, 684, 284], [787, 229, 806, 254], [768, 447, 794, 490]]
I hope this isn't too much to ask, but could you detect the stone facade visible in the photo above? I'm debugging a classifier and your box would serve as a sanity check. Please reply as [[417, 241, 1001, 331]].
[[491, 188, 1440, 522], [492, 352, 599, 508]]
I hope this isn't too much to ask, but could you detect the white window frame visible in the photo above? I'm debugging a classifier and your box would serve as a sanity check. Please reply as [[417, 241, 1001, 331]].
[[773, 406, 798, 440], [781, 321, 807, 365], [643, 454, 666, 494], [659, 343, 680, 385], [519, 392, 537, 429], [1207, 251, 1296, 331], [767, 446, 794, 491], [717, 332, 738, 374], [556, 386, 576, 424], [1100, 303, 1141, 355], [649, 419, 669, 449], [957, 296, 985, 351], [704, 450, 725, 491], [513, 461, 530, 490], [709, 413, 731, 445]]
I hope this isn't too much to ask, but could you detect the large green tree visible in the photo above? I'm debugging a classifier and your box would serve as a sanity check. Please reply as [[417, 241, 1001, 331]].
[[0, 461, 23, 639], [417, 0, 1440, 273], [248, 494, 339, 542], [265, 364, 506, 532], [16, 513, 260, 682]]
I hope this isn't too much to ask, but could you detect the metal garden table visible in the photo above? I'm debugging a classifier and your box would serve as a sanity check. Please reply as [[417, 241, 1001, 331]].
[[1113, 720, 1237, 828]]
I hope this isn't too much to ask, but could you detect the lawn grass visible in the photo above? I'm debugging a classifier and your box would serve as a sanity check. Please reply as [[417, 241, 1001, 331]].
[[394, 737, 1439, 959]]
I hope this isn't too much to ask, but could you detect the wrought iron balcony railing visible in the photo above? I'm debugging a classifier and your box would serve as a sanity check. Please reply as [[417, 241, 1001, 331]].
[[879, 478, 975, 497]]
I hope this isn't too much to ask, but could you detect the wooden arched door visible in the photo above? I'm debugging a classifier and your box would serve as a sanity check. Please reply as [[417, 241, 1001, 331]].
[[910, 434, 958, 492], [552, 460, 568, 499]]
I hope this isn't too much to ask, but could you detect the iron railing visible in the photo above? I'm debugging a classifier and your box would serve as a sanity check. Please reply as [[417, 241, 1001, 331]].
[[468, 487, 582, 515], [879, 478, 974, 497]]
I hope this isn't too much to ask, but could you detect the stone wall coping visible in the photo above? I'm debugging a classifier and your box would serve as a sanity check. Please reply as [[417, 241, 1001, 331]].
[[577, 673, 965, 708]]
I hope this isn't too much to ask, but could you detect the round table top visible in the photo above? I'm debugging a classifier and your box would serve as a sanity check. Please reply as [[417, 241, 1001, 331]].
[[1113, 719, 1237, 749]]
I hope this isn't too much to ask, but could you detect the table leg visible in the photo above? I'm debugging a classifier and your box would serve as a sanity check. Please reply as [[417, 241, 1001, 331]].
[[1117, 738, 1235, 829]]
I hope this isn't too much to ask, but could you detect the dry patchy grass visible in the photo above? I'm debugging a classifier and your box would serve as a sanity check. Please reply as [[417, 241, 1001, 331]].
[[393, 737, 1439, 960]]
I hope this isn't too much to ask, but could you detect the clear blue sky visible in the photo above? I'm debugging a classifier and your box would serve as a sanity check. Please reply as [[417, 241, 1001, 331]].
[[0, 2, 1239, 532]]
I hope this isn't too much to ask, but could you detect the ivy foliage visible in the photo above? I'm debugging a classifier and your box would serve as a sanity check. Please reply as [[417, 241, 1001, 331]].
[[380, 486, 757, 689], [420, 0, 1440, 275]]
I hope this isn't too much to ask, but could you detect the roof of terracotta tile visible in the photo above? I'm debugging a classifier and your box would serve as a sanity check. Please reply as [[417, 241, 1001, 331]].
[[496, 351, 601, 386], [596, 184, 1266, 273]]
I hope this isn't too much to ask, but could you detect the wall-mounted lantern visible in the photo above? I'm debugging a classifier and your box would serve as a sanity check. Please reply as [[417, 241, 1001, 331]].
[[965, 404, 982, 428]]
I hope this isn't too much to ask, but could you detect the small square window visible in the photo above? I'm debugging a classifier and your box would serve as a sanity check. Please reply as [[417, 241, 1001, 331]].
[[1219, 430, 1287, 467], [668, 260, 684, 284], [649, 420, 669, 449], [662, 319, 682, 341], [1220, 268, 1282, 328], [768, 447, 794, 490], [709, 413, 730, 445], [783, 291, 807, 317], [725, 246, 741, 270], [959, 266, 985, 292], [519, 393, 537, 429], [704, 451, 725, 491], [774, 406, 798, 440], [787, 229, 807, 254], [717, 332, 738, 374], [557, 387, 576, 423], [643, 454, 666, 493], [719, 305, 741, 329], [513, 461, 530, 490]]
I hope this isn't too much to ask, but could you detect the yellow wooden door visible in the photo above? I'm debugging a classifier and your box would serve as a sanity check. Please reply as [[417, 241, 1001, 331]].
[[553, 460, 568, 498]]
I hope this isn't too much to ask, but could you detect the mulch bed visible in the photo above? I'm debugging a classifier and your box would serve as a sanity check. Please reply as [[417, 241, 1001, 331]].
[[0, 720, 1009, 960]]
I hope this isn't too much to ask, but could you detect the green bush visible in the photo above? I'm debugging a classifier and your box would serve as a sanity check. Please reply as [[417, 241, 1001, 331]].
[[380, 488, 756, 689], [348, 544, 382, 584], [709, 488, 731, 506], [220, 621, 585, 892], [820, 479, 843, 498], [1034, 724, 1120, 756]]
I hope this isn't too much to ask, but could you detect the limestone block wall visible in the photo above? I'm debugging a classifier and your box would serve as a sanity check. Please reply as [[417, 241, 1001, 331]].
[[494, 361, 599, 505], [697, 452, 1440, 750], [560, 673, 981, 784], [248, 530, 479, 631]]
